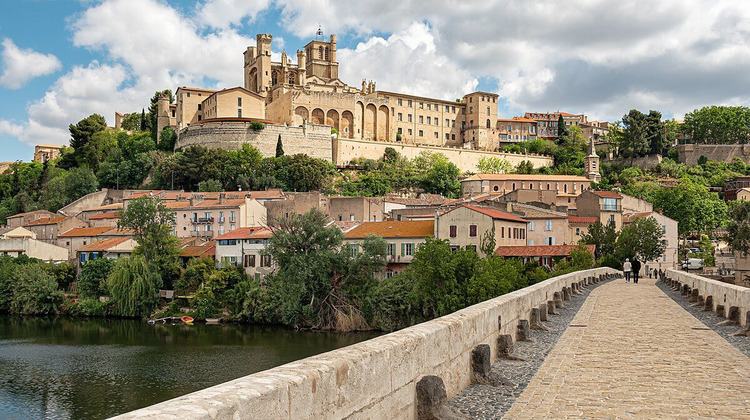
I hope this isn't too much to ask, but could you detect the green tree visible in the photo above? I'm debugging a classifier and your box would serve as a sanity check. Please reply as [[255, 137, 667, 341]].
[[176, 256, 215, 295], [420, 159, 460, 198], [157, 127, 176, 151], [646, 177, 728, 234], [682, 105, 750, 144], [198, 179, 223, 192], [727, 200, 750, 256], [515, 160, 535, 174], [580, 221, 618, 259], [78, 258, 116, 298], [557, 114, 568, 140], [10, 265, 64, 315], [615, 217, 667, 262], [476, 156, 511, 174], [60, 114, 108, 169], [275, 134, 284, 157], [107, 256, 160, 318]]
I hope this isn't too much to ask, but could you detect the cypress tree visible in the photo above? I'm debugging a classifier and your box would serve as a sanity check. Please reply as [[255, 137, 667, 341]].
[[557, 114, 568, 140], [275, 134, 284, 157], [140, 108, 147, 132]]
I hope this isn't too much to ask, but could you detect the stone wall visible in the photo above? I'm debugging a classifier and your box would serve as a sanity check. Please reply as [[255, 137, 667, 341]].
[[665, 269, 750, 326], [113, 267, 619, 420], [334, 138, 554, 172], [176, 121, 333, 161], [675, 144, 750, 165]]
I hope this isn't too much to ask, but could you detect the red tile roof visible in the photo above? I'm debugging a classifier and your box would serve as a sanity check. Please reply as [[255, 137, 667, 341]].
[[345, 220, 434, 239], [82, 203, 123, 212], [623, 212, 655, 223], [24, 216, 68, 226], [215, 227, 272, 240], [589, 190, 621, 198], [460, 205, 528, 223], [495, 244, 595, 257], [88, 211, 121, 220], [6, 210, 55, 219], [58, 227, 112, 238], [568, 216, 599, 225], [180, 242, 216, 258], [78, 237, 133, 252]]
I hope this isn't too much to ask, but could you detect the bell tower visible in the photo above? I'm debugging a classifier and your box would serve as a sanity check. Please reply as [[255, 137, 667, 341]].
[[584, 137, 601, 182]]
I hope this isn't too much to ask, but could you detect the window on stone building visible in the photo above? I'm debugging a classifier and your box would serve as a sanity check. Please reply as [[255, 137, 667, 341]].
[[450, 225, 457, 238], [398, 99, 402, 106], [408, 114, 412, 122], [398, 113, 403, 121], [408, 100, 412, 107], [197, 104, 202, 110], [445, 119, 450, 126], [469, 107, 473, 114], [486, 119, 491, 128], [391, 107, 394, 116], [398, 127, 402, 134], [469, 225, 477, 237], [426, 116, 431, 124], [244, 255, 256, 267], [419, 102, 423, 109], [452, 134, 456, 140], [434, 132, 438, 138], [487, 107, 490, 114], [427, 104, 431, 110], [408, 129, 413, 135], [418, 130, 423, 137], [238, 109, 242, 118], [238, 97, 242, 106], [446, 133, 450, 140], [419, 116, 424, 124], [198, 115, 202, 121]]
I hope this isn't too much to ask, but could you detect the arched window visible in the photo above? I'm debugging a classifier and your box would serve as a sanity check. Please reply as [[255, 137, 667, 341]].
[[271, 71, 278, 85], [546, 183, 550, 190], [512, 183, 516, 190], [564, 184, 568, 193], [319, 46, 323, 59], [486, 119, 491, 128]]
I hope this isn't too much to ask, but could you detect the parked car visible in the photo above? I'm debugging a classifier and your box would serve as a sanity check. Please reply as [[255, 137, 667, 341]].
[[688, 248, 701, 254], [682, 258, 703, 270]]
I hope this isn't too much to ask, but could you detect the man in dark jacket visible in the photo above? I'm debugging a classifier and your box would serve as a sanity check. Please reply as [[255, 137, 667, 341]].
[[632, 258, 641, 284]]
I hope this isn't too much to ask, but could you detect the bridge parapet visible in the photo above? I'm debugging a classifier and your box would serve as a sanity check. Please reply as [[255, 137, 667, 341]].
[[664, 269, 750, 327], [113, 268, 620, 420]]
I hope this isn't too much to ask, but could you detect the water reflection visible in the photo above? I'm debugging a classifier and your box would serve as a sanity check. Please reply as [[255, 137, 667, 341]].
[[0, 316, 379, 419]]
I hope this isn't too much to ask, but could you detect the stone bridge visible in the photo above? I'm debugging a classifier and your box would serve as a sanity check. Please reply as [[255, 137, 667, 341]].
[[114, 268, 750, 419]]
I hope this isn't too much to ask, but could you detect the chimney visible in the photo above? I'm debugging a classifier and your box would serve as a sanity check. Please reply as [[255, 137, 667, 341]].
[[219, 193, 226, 204], [190, 195, 201, 207]]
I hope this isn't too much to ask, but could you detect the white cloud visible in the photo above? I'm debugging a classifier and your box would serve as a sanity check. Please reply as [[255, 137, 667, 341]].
[[194, 0, 272, 28], [0, 119, 23, 137], [338, 23, 477, 101], [0, 38, 62, 89]]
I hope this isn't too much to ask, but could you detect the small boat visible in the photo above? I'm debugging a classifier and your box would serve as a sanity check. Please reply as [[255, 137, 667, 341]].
[[181, 316, 194, 325]]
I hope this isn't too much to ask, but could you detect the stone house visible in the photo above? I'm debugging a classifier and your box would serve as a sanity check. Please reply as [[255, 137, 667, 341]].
[[23, 216, 88, 244], [76, 237, 136, 270], [489, 202, 569, 246], [576, 190, 623, 231], [265, 192, 329, 224], [0, 237, 68, 262], [329, 196, 384, 222], [5, 210, 57, 228], [460, 174, 591, 198], [623, 211, 679, 272], [87, 212, 121, 228], [494, 244, 596, 268], [568, 216, 599, 243], [57, 227, 113, 260], [214, 227, 274, 283], [170, 195, 267, 239], [343, 220, 434, 278], [436, 205, 528, 257]]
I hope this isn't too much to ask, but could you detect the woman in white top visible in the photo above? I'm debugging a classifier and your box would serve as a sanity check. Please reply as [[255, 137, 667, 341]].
[[623, 258, 632, 283]]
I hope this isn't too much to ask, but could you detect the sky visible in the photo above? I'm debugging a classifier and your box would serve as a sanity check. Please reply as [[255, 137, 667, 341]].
[[2, 0, 750, 162]]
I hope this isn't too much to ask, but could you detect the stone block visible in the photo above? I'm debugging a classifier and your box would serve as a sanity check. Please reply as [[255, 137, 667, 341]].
[[539, 303, 548, 322], [530, 308, 548, 331], [554, 292, 564, 309], [703, 295, 714, 311], [689, 289, 699, 302], [716, 304, 726, 318], [547, 300, 558, 315], [562, 287, 571, 301], [416, 375, 467, 420], [517, 319, 532, 342]]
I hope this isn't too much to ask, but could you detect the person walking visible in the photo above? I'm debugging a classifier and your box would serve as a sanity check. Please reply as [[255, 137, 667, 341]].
[[623, 258, 632, 283], [632, 258, 641, 284]]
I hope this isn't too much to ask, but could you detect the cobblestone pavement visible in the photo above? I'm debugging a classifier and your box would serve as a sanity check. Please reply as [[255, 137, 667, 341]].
[[504, 277, 750, 419], [449, 279, 608, 419], [656, 279, 750, 358]]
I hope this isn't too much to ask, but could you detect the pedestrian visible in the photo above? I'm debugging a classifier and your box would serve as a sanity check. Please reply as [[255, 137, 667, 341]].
[[632, 258, 641, 284], [623, 258, 632, 283]]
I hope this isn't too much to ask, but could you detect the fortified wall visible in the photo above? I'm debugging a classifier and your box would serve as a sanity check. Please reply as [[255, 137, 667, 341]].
[[335, 138, 554, 172], [176, 121, 333, 162], [676, 144, 750, 165], [114, 267, 620, 420]]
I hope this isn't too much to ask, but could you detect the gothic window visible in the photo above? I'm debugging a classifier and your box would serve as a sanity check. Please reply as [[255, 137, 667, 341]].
[[486, 119, 491, 128], [271, 71, 278, 85]]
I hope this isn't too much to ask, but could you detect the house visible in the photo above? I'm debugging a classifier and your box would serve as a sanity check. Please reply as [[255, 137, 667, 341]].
[[436, 205, 528, 256], [623, 211, 679, 271], [488, 201, 569, 246], [568, 216, 599, 243], [215, 227, 274, 282], [172, 194, 267, 239], [575, 190, 623, 231], [460, 174, 592, 201], [5, 210, 57, 228], [736, 188, 750, 202], [0, 237, 68, 262], [620, 193, 654, 214], [34, 144, 64, 163], [495, 244, 596, 268], [76, 237, 137, 268], [57, 227, 113, 260], [329, 196, 385, 222], [23, 216, 88, 244], [265, 191, 329, 223], [344, 220, 434, 278], [87, 212, 121, 228], [724, 176, 750, 201], [75, 203, 123, 222], [179, 241, 216, 266], [0, 226, 36, 239]]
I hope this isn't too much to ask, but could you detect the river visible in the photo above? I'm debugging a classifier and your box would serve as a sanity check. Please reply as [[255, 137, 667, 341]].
[[0, 316, 379, 419]]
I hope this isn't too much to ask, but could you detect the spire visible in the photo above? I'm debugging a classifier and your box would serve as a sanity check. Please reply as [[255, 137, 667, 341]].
[[588, 136, 596, 156], [316, 25, 323, 40]]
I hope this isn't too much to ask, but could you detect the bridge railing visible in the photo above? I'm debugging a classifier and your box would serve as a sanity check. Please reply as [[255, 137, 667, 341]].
[[664, 269, 750, 327], [113, 267, 620, 420]]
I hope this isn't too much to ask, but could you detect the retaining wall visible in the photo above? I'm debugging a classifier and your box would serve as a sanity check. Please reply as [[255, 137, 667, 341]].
[[665, 269, 750, 326], [113, 267, 619, 420]]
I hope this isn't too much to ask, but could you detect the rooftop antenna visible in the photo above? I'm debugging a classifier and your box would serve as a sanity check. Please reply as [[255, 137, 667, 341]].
[[316, 25, 323, 40]]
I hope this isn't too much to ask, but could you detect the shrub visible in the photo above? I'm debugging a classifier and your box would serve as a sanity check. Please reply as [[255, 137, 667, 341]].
[[78, 258, 116, 298], [250, 121, 265, 131], [106, 256, 160, 318], [10, 265, 64, 315], [67, 298, 112, 317], [192, 287, 220, 319]]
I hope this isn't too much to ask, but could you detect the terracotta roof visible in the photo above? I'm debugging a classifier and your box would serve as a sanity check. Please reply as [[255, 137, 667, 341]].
[[462, 174, 590, 182], [497, 116, 537, 123], [189, 198, 247, 209], [512, 207, 567, 219], [78, 237, 132, 252], [589, 190, 622, 198], [58, 227, 112, 238], [6, 210, 55, 219], [449, 205, 528, 223], [102, 228, 134, 236], [215, 227, 273, 240], [88, 212, 121, 220], [345, 220, 434, 239], [163, 201, 193, 209], [180, 242, 216, 258], [495, 244, 595, 257], [623, 212, 655, 223], [82, 203, 123, 212], [568, 216, 599, 225], [384, 193, 447, 206], [24, 216, 68, 227], [327, 221, 361, 233], [122, 191, 164, 200]]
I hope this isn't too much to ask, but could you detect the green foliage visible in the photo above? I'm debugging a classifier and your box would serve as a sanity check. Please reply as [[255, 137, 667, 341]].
[[60, 114, 108, 169], [176, 256, 215, 295], [47, 261, 76, 291], [697, 234, 715, 266], [554, 244, 596, 275], [78, 258, 116, 298], [198, 179, 223, 192], [10, 265, 63, 315], [515, 160, 535, 174], [727, 200, 750, 256], [682, 105, 750, 144], [106, 256, 160, 318], [250, 121, 265, 130], [581, 221, 618, 259], [477, 156, 511, 174], [275, 134, 284, 157], [67, 298, 112, 317], [367, 273, 418, 331], [192, 286, 220, 319], [557, 115, 568, 139], [157, 127, 176, 152], [615, 109, 666, 157], [616, 217, 667, 262]]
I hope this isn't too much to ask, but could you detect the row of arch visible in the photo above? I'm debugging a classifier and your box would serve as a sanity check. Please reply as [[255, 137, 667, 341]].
[[293, 101, 390, 140]]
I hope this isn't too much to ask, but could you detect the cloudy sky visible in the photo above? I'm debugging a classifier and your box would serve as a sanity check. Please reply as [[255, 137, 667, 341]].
[[1, 0, 749, 161]]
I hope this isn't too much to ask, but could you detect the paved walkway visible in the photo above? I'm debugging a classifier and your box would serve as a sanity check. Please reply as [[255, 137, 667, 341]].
[[504, 277, 750, 419]]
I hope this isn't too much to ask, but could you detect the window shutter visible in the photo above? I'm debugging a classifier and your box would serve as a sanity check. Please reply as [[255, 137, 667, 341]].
[[401, 243, 405, 256]]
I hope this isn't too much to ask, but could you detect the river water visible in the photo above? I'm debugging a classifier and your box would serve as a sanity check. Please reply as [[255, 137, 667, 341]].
[[0, 316, 379, 419]]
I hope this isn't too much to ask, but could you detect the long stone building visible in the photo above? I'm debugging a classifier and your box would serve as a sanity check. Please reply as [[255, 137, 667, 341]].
[[154, 33, 553, 171]]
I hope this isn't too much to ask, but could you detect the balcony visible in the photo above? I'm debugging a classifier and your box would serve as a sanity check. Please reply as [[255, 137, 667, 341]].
[[190, 230, 213, 238], [601, 205, 622, 212], [191, 217, 214, 224]]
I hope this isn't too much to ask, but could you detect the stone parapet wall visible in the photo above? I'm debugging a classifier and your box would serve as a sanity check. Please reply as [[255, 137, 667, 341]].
[[676, 144, 750, 165], [176, 121, 333, 161], [335, 138, 554, 172], [666, 269, 750, 326], [113, 267, 619, 420]]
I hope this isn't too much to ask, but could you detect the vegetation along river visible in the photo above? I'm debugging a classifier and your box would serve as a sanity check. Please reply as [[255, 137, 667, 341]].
[[0, 315, 379, 419]]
